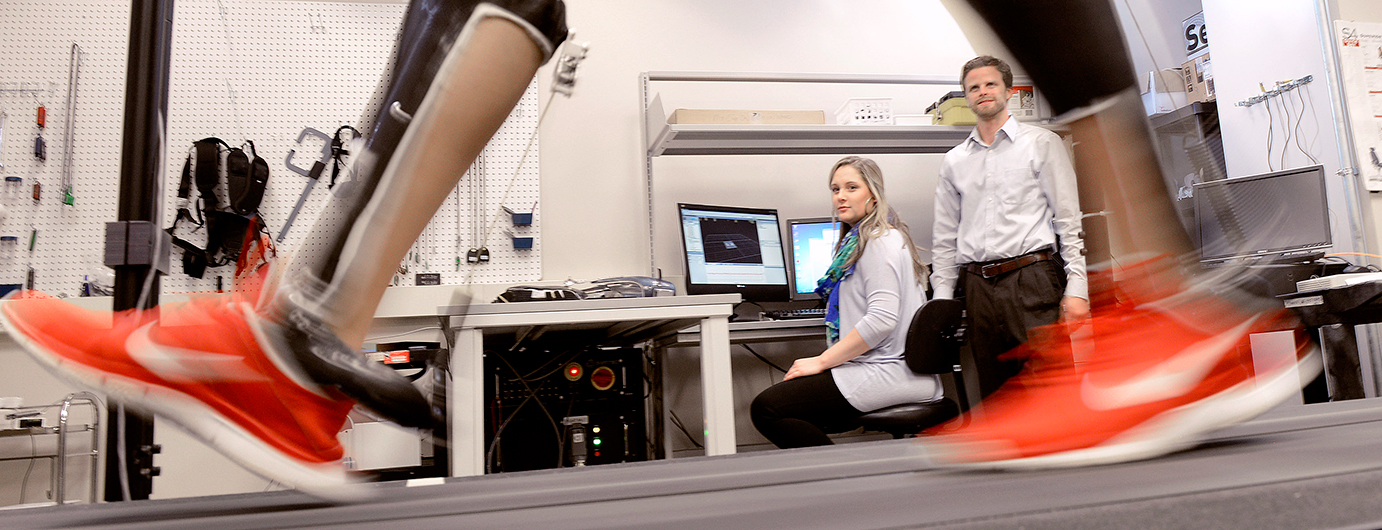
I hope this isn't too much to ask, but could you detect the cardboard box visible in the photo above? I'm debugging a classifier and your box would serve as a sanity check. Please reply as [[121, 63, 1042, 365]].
[[1182, 53, 1215, 103], [668, 108, 825, 125]]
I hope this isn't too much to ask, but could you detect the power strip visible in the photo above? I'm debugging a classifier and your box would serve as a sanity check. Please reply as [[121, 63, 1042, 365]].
[[1296, 272, 1382, 292]]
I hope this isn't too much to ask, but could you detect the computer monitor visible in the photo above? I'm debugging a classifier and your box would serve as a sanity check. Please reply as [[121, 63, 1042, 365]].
[[1193, 165, 1331, 263], [677, 203, 790, 302], [785, 218, 840, 301]]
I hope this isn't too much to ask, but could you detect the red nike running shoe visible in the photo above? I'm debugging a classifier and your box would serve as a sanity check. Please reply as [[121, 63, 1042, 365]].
[[0, 292, 361, 498], [920, 278, 1320, 469]]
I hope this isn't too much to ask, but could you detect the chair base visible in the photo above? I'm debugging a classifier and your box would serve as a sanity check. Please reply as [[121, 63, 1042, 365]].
[[858, 398, 959, 439]]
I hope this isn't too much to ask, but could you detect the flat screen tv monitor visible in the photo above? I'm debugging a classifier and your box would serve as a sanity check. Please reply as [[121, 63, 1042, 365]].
[[785, 218, 840, 301], [1193, 165, 1331, 263], [678, 203, 790, 302]]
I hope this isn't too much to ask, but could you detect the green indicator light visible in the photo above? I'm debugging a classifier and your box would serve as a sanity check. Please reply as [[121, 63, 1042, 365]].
[[592, 438, 602, 446]]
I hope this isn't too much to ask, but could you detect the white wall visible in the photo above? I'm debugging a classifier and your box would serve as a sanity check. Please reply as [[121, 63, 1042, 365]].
[[538, 0, 978, 455], [540, 0, 975, 284], [0, 0, 980, 496], [1115, 0, 1207, 87], [1202, 0, 1363, 256]]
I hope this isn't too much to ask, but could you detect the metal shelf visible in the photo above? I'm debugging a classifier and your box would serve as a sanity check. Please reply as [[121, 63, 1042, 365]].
[[0, 393, 101, 504], [639, 70, 1057, 158], [637, 71, 1050, 272], [648, 123, 972, 156]]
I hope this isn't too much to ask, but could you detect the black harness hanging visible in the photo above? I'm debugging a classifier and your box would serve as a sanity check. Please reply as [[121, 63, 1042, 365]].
[[166, 137, 270, 278]]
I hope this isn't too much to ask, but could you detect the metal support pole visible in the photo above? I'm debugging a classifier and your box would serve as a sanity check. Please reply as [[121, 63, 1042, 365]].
[[105, 0, 175, 502]]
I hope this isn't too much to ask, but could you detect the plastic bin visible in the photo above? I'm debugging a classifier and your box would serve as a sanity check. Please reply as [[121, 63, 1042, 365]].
[[834, 98, 893, 125], [503, 204, 534, 226]]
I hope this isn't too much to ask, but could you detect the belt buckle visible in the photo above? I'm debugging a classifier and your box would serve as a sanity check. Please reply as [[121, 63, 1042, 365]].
[[980, 262, 1000, 278]]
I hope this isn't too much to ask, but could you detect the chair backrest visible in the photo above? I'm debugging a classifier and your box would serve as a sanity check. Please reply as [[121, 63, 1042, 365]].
[[903, 299, 964, 375]]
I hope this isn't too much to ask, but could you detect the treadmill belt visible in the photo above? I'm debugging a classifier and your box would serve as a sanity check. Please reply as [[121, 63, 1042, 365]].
[[7, 399, 1382, 529]]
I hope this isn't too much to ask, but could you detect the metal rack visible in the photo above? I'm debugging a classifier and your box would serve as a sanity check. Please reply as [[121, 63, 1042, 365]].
[[638, 71, 1056, 274], [0, 392, 101, 504], [641, 72, 979, 158]]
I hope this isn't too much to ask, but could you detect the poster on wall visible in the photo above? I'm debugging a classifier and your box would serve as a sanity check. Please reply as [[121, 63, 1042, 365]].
[[1337, 21, 1382, 191]]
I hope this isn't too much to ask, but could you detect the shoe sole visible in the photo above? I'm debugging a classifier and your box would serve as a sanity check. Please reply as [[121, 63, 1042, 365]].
[[0, 301, 366, 501], [930, 346, 1323, 471]]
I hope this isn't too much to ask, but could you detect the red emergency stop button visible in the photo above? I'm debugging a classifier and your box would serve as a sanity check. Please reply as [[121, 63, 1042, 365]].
[[590, 366, 615, 391]]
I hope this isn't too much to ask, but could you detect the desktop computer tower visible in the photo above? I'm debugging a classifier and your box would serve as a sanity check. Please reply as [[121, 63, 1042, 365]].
[[484, 347, 648, 473]]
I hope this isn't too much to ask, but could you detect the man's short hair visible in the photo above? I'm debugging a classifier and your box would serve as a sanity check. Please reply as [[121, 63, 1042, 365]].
[[961, 55, 1013, 90]]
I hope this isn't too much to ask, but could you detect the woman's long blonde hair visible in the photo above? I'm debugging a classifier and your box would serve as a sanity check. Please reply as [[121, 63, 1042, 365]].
[[829, 156, 928, 281]]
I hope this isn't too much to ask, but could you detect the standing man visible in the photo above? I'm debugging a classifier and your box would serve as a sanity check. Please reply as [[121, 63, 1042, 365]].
[[930, 55, 1090, 399]]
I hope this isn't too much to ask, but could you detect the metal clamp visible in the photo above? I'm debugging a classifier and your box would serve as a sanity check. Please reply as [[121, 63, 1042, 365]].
[[284, 127, 333, 178]]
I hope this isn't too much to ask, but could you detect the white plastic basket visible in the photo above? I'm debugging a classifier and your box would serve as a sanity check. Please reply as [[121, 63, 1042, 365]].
[[834, 98, 893, 125]]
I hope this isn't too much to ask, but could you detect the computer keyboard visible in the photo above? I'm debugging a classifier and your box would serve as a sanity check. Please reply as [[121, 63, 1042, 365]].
[[763, 308, 826, 320]]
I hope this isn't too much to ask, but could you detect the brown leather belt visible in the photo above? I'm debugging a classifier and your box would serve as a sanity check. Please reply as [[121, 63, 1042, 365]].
[[963, 249, 1054, 279]]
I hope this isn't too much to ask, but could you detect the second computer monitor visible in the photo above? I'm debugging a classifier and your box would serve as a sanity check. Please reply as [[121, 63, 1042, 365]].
[[786, 218, 840, 301]]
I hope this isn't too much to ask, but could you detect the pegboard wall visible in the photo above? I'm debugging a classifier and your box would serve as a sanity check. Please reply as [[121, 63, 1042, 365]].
[[0, 0, 542, 298]]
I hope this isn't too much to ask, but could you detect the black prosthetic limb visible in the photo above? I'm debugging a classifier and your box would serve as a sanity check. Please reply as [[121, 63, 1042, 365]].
[[274, 303, 441, 428], [964, 0, 1135, 117], [300, 0, 567, 282], [277, 0, 568, 429], [963, 0, 1196, 306]]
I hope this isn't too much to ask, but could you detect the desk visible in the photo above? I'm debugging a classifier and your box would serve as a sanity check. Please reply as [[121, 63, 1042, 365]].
[[438, 294, 739, 476], [654, 318, 826, 455], [1282, 280, 1382, 400], [659, 317, 826, 347]]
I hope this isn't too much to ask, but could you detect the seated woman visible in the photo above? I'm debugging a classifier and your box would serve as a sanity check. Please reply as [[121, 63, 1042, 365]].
[[751, 156, 940, 448]]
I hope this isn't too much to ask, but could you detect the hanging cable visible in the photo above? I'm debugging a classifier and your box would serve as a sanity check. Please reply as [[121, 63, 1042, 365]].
[[19, 430, 37, 504], [1325, 251, 1382, 261], [740, 343, 787, 373], [668, 410, 703, 449], [364, 326, 443, 343], [465, 95, 554, 288], [1302, 84, 1323, 164], [134, 110, 168, 313], [1290, 88, 1318, 165], [462, 37, 587, 286], [1277, 94, 1292, 170], [1265, 99, 1275, 171], [116, 403, 131, 502]]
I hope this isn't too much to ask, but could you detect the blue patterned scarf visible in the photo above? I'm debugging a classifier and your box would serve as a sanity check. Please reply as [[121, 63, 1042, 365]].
[[814, 225, 860, 345]]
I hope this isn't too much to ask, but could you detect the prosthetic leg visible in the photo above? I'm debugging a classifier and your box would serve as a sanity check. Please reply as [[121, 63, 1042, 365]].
[[919, 0, 1319, 468], [0, 0, 567, 498]]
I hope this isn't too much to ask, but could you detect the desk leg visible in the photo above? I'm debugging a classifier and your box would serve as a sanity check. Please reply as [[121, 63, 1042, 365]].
[[699, 315, 736, 456], [1320, 324, 1365, 401], [449, 328, 485, 476]]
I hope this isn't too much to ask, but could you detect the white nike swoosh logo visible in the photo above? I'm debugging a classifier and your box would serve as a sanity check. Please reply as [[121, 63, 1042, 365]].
[[1080, 315, 1259, 411], [125, 322, 271, 384]]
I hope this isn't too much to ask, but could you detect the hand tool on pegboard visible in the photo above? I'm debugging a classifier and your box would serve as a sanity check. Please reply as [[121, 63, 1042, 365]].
[[276, 127, 333, 242], [59, 43, 83, 209]]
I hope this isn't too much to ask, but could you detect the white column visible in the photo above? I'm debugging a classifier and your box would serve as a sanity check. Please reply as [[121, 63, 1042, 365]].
[[449, 327, 486, 476], [698, 315, 736, 455]]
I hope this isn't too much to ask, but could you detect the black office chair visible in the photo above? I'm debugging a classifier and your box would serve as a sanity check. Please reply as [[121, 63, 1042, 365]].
[[856, 299, 966, 439]]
